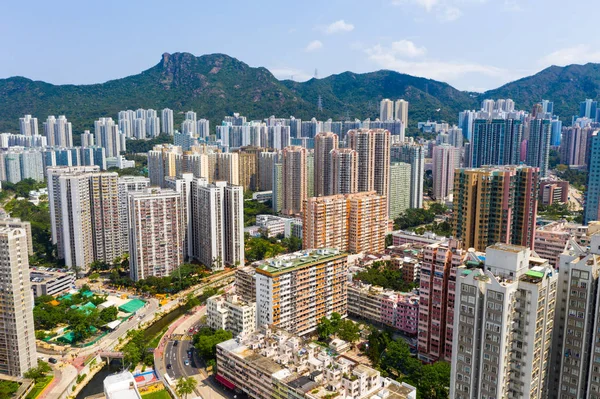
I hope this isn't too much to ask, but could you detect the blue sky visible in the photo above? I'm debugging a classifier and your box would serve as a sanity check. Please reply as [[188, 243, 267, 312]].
[[2, 0, 599, 91]]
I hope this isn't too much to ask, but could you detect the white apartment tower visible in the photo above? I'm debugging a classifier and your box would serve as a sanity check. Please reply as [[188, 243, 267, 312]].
[[192, 180, 244, 271], [450, 244, 557, 399], [161, 108, 174, 135], [128, 188, 184, 281], [48, 166, 123, 273], [19, 115, 38, 137], [117, 176, 150, 254], [44, 115, 73, 147], [0, 227, 37, 377], [380, 99, 394, 121], [94, 117, 125, 157], [395, 99, 409, 126], [432, 144, 460, 201], [549, 233, 600, 399]]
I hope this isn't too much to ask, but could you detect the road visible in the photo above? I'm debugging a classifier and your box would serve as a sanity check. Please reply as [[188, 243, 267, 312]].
[[568, 184, 584, 211], [165, 340, 201, 380]]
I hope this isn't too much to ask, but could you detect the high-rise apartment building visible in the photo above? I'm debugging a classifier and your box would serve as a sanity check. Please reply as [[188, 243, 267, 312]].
[[380, 99, 394, 121], [391, 143, 424, 208], [314, 132, 338, 197], [48, 166, 123, 273], [128, 188, 184, 281], [418, 240, 468, 363], [89, 173, 121, 263], [272, 162, 283, 212], [192, 181, 244, 270], [212, 153, 239, 185], [432, 144, 460, 200], [94, 117, 125, 157], [389, 162, 411, 220], [257, 151, 277, 191], [585, 130, 600, 224], [331, 148, 358, 195], [44, 115, 73, 147], [148, 144, 183, 187], [348, 129, 390, 201], [282, 146, 307, 216], [560, 125, 593, 167], [580, 98, 598, 120], [117, 176, 150, 254], [450, 244, 557, 399], [19, 115, 38, 137], [161, 108, 174, 135], [452, 166, 539, 251], [0, 227, 37, 376], [303, 192, 387, 254], [395, 99, 409, 126], [48, 166, 97, 273], [470, 118, 522, 168], [254, 248, 348, 335], [549, 233, 600, 399], [526, 118, 552, 177], [233, 146, 261, 191]]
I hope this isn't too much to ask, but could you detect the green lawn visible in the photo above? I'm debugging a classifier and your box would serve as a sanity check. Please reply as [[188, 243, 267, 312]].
[[25, 376, 53, 399], [141, 390, 171, 399]]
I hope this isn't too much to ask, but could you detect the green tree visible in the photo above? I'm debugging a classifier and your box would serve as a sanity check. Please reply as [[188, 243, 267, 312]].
[[337, 320, 360, 343], [194, 329, 233, 360], [0, 380, 19, 397], [417, 362, 451, 399], [99, 307, 118, 323], [175, 377, 197, 399], [317, 317, 335, 341], [330, 312, 342, 331]]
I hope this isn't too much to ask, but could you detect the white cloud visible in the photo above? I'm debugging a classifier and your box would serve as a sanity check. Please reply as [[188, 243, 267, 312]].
[[325, 20, 355, 34], [269, 67, 312, 82], [391, 0, 486, 22], [438, 5, 462, 21], [365, 40, 513, 89], [390, 40, 427, 58], [538, 44, 600, 67], [305, 40, 323, 52]]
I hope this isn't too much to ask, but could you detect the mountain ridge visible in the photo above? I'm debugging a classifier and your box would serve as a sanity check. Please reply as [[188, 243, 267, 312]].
[[0, 52, 598, 133]]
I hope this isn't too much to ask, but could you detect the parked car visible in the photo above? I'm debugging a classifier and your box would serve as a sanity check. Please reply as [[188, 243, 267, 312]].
[[48, 358, 58, 364]]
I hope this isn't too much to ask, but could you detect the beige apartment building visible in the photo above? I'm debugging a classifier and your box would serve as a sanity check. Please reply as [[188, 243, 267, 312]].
[[303, 192, 387, 254], [282, 146, 307, 216]]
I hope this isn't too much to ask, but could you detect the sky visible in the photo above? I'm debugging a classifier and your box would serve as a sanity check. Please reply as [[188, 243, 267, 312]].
[[2, 0, 600, 92]]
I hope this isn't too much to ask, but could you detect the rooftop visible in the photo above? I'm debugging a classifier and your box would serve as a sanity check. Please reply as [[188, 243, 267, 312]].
[[254, 248, 345, 275]]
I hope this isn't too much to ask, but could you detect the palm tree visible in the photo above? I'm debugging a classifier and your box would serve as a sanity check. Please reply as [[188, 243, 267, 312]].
[[175, 377, 197, 399]]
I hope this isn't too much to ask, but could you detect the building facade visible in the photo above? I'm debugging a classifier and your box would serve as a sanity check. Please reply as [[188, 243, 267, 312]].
[[254, 249, 348, 336]]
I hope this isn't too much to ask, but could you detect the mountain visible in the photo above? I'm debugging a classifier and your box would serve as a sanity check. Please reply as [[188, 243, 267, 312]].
[[1, 52, 600, 134], [483, 63, 600, 118], [0, 52, 476, 133]]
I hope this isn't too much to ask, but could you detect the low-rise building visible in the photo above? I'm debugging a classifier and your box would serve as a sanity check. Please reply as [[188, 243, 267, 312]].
[[539, 180, 569, 205], [30, 269, 76, 298], [348, 282, 419, 336], [216, 327, 417, 399], [207, 293, 256, 337], [104, 371, 142, 399], [391, 230, 447, 246], [534, 220, 599, 267]]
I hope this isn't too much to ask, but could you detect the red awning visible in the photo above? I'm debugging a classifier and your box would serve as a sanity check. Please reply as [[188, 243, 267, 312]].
[[215, 374, 235, 390]]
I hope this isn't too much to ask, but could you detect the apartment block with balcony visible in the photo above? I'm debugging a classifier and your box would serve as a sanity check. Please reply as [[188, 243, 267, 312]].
[[450, 244, 557, 399], [254, 248, 348, 336]]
